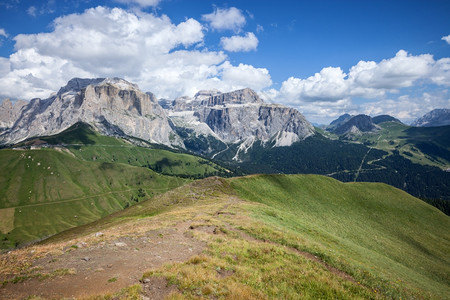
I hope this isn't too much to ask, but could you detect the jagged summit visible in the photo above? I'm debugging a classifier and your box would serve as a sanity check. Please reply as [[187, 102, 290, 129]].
[[201, 88, 263, 107], [57, 77, 141, 95], [0, 77, 181, 147], [164, 87, 314, 158], [412, 108, 450, 127], [1, 78, 315, 159]]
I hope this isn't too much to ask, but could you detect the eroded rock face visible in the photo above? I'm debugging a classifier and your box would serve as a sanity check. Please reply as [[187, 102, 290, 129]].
[[0, 78, 182, 147], [0, 79, 314, 156], [164, 87, 315, 154], [412, 109, 450, 127], [0, 99, 27, 130]]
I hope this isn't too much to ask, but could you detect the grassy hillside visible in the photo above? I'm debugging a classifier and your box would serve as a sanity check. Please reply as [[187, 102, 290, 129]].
[[348, 122, 450, 168], [2, 175, 448, 299], [0, 148, 188, 249], [24, 122, 231, 178], [230, 174, 450, 298]]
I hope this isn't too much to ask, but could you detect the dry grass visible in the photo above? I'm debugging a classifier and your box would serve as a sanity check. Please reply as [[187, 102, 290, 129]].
[[0, 207, 15, 234]]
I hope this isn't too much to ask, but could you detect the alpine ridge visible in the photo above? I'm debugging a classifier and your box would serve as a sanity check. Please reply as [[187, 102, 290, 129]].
[[164, 87, 315, 158], [0, 78, 182, 147], [0, 79, 315, 160]]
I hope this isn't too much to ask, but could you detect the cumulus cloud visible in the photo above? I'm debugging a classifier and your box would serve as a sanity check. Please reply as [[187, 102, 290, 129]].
[[0, 6, 273, 100], [202, 7, 246, 31], [271, 50, 450, 123], [221, 62, 272, 91], [221, 32, 258, 52], [115, 0, 161, 7], [362, 92, 450, 124], [442, 34, 450, 44], [349, 50, 434, 89], [277, 50, 449, 106]]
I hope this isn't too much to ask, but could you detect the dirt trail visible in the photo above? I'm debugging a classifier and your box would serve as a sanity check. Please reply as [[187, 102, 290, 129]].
[[1, 221, 204, 299]]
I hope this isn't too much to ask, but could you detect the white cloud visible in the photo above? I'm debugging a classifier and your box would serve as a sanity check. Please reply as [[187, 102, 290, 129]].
[[0, 28, 7, 38], [0, 6, 273, 100], [27, 6, 37, 16], [271, 50, 450, 124], [221, 32, 258, 52], [430, 57, 450, 86], [280, 67, 350, 104], [115, 0, 161, 7], [362, 92, 450, 124], [202, 7, 246, 31], [220, 62, 272, 91], [349, 50, 433, 89], [277, 50, 446, 106], [442, 34, 450, 44]]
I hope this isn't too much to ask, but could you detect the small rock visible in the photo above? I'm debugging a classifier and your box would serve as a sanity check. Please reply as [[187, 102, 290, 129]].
[[107, 264, 113, 268], [76, 242, 87, 248], [30, 250, 36, 254], [141, 297, 150, 300], [143, 278, 151, 283], [115, 242, 127, 247], [81, 257, 90, 261], [95, 232, 104, 237]]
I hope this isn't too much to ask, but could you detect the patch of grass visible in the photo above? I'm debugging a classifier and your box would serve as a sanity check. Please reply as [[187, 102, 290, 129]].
[[107, 276, 117, 283]]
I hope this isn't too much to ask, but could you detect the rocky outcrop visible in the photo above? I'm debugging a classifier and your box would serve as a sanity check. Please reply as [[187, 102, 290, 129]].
[[164, 87, 315, 157], [0, 78, 182, 147], [0, 99, 27, 130], [411, 109, 450, 127], [0, 79, 315, 157]]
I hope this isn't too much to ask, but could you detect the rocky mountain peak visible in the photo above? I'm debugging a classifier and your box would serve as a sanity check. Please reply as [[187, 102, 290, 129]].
[[412, 108, 450, 127], [201, 88, 264, 107], [0, 77, 182, 147], [57, 78, 105, 95], [194, 89, 222, 100]]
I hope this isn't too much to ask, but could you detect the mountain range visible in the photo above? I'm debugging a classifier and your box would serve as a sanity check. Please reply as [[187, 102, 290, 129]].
[[0, 78, 314, 160], [1, 77, 449, 207]]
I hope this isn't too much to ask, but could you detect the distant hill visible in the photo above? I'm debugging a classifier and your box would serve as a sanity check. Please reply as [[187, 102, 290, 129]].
[[326, 113, 353, 131], [412, 108, 450, 127], [332, 114, 380, 135], [372, 114, 402, 124]]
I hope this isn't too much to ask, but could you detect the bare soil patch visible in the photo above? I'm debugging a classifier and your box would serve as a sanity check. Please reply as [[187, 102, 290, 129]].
[[1, 221, 204, 299]]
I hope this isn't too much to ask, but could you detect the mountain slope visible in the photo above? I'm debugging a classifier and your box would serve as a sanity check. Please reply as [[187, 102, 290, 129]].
[[0, 123, 232, 249], [0, 78, 182, 147], [331, 114, 380, 136], [0, 147, 188, 249], [1, 175, 448, 299], [372, 114, 402, 124], [164, 88, 315, 158], [412, 108, 450, 127], [23, 122, 231, 178]]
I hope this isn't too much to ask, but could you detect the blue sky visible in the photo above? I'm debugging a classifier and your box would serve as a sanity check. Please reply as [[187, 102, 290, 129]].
[[0, 0, 449, 124]]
